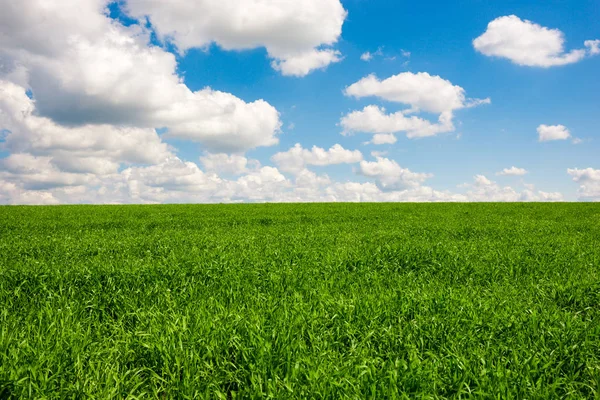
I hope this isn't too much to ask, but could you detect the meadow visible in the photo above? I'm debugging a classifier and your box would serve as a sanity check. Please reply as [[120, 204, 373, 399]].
[[0, 203, 599, 399]]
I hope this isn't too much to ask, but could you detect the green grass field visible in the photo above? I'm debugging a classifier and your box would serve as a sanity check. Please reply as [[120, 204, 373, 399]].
[[1, 203, 599, 398]]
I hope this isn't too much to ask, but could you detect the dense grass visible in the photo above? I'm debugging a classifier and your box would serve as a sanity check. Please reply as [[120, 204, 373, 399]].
[[0, 203, 599, 398]]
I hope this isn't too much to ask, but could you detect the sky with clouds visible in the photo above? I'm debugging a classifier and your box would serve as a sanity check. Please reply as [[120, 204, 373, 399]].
[[0, 0, 599, 204]]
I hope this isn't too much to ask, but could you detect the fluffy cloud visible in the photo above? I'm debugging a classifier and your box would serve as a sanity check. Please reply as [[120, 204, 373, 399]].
[[358, 157, 432, 190], [0, 2, 579, 205], [463, 175, 563, 202], [0, 179, 60, 205], [537, 124, 571, 142], [0, 1, 282, 153], [271, 143, 363, 173], [272, 49, 342, 77], [341, 72, 489, 138], [200, 153, 260, 175], [1, 153, 98, 190], [497, 166, 528, 176], [344, 72, 489, 114], [325, 182, 465, 203], [342, 106, 455, 138], [123, 0, 347, 76], [0, 153, 568, 205], [567, 168, 600, 201], [121, 157, 223, 203], [367, 133, 397, 145], [473, 15, 599, 67], [93, 157, 292, 204], [586, 40, 600, 55], [0, 80, 172, 173]]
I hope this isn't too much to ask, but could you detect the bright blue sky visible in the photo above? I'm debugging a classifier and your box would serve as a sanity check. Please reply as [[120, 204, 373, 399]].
[[0, 0, 599, 203]]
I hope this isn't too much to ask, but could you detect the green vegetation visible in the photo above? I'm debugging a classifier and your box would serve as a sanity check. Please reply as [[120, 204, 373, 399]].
[[0, 203, 599, 398]]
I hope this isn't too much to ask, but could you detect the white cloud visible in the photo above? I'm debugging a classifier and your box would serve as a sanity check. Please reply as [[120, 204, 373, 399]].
[[344, 72, 489, 114], [1, 153, 98, 190], [199, 153, 260, 175], [341, 106, 455, 138], [0, 179, 60, 205], [358, 157, 432, 190], [585, 40, 600, 55], [360, 52, 373, 61], [473, 15, 598, 67], [325, 182, 466, 203], [341, 72, 489, 139], [116, 157, 293, 204], [463, 175, 563, 202], [497, 166, 528, 176], [271, 49, 342, 77], [473, 174, 493, 187], [0, 80, 172, 173], [537, 124, 571, 142], [0, 1, 282, 153], [567, 168, 600, 182], [124, 157, 220, 194], [295, 169, 331, 189], [360, 47, 384, 62], [567, 168, 600, 201], [0, 2, 579, 206], [271, 143, 363, 173], [231, 167, 291, 201], [0, 0, 107, 56], [0, 151, 569, 205], [367, 133, 397, 145], [123, 0, 347, 76]]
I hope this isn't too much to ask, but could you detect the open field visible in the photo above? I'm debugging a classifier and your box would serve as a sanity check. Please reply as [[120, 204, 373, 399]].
[[1, 203, 599, 398]]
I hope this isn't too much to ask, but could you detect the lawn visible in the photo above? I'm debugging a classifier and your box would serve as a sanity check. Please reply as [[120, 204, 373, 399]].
[[1, 203, 599, 398]]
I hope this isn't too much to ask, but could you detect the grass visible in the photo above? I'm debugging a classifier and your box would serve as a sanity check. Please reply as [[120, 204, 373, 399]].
[[0, 203, 599, 398]]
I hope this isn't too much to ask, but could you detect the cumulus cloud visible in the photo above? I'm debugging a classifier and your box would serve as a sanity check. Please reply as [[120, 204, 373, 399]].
[[0, 80, 172, 172], [344, 72, 489, 114], [567, 168, 600, 201], [0, 0, 282, 153], [497, 166, 528, 176], [123, 0, 347, 76], [0, 179, 60, 205], [0, 2, 578, 205], [325, 182, 465, 203], [200, 153, 260, 175], [462, 175, 563, 202], [271, 143, 363, 173], [341, 72, 489, 139], [367, 133, 397, 145], [229, 167, 291, 201], [272, 49, 342, 77], [473, 15, 599, 67], [1, 153, 98, 191], [114, 157, 295, 204], [294, 169, 331, 189], [0, 152, 568, 205], [537, 124, 571, 142], [585, 40, 600, 55], [358, 157, 432, 190], [342, 106, 455, 138]]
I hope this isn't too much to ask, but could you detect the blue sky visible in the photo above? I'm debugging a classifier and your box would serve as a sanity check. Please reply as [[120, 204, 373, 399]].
[[0, 0, 599, 203]]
